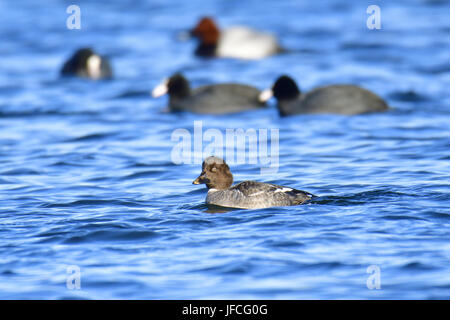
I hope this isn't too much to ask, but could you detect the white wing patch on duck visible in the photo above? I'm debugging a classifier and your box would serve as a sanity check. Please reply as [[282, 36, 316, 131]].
[[274, 187, 293, 193]]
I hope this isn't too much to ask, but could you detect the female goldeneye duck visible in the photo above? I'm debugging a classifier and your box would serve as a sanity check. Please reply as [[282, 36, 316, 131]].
[[60, 48, 113, 80], [259, 75, 389, 116], [152, 73, 267, 114], [192, 156, 315, 209], [189, 17, 284, 60]]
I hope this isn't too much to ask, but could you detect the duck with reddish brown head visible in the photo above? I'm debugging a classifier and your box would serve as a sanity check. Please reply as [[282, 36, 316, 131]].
[[191, 17, 220, 57], [189, 16, 284, 60], [193, 156, 315, 209]]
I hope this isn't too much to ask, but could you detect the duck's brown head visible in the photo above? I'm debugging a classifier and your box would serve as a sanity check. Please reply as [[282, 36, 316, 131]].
[[191, 17, 220, 45], [193, 156, 233, 190], [190, 17, 220, 56]]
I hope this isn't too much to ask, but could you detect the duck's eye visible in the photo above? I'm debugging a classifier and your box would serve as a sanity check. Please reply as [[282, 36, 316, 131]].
[[211, 167, 217, 172]]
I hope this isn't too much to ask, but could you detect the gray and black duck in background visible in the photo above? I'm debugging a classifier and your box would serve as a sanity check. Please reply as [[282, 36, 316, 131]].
[[260, 75, 389, 116]]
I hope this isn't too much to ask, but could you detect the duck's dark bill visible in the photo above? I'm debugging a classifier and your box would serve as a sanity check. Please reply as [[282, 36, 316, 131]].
[[192, 175, 210, 184]]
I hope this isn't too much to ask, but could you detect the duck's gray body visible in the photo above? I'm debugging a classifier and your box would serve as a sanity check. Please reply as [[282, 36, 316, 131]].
[[206, 181, 314, 209], [279, 85, 388, 116], [170, 84, 265, 114]]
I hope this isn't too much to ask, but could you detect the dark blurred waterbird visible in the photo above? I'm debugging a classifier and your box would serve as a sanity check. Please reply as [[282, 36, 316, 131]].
[[260, 75, 389, 116], [61, 48, 112, 80], [152, 73, 267, 114]]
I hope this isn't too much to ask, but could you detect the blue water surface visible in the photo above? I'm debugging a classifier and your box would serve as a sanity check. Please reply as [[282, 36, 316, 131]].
[[0, 0, 449, 299]]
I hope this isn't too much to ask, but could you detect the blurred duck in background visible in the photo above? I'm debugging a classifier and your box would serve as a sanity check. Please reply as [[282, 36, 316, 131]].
[[260, 75, 389, 116], [152, 73, 267, 114], [186, 16, 284, 60], [60, 48, 113, 80]]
